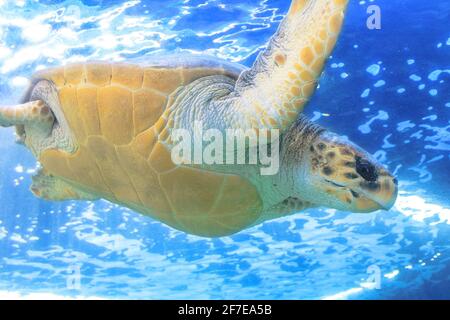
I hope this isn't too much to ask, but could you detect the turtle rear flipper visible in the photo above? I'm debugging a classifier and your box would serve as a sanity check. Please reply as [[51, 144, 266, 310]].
[[252, 197, 315, 227], [31, 169, 98, 201]]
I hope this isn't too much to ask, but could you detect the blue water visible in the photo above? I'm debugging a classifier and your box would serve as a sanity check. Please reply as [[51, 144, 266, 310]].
[[0, 0, 449, 299]]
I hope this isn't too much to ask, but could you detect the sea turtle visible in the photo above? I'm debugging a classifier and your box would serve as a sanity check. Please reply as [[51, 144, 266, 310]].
[[0, 0, 397, 237]]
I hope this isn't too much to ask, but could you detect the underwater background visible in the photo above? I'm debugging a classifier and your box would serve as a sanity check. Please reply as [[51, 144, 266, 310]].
[[0, 0, 449, 299]]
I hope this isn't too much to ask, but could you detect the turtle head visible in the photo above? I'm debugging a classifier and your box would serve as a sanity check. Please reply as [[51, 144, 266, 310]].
[[0, 80, 75, 158], [298, 130, 398, 212], [283, 118, 398, 213]]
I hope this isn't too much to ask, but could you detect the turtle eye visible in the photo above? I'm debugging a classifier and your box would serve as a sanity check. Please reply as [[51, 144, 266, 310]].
[[356, 156, 378, 182]]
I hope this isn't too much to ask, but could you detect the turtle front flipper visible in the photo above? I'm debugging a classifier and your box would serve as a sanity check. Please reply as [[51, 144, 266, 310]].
[[232, 0, 349, 130], [31, 169, 99, 201], [165, 0, 349, 136]]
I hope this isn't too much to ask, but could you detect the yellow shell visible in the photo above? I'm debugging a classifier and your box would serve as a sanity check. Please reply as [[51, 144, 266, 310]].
[[34, 61, 262, 237]]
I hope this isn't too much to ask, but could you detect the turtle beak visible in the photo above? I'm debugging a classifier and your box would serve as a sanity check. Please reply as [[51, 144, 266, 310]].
[[365, 177, 398, 211], [348, 177, 398, 214]]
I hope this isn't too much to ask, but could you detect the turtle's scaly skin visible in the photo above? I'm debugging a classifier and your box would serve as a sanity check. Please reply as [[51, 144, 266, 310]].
[[34, 63, 262, 237]]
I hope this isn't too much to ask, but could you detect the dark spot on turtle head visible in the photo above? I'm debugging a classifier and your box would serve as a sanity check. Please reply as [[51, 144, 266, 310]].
[[361, 181, 380, 191], [323, 166, 333, 176], [344, 172, 359, 180], [369, 182, 380, 191], [327, 151, 336, 159], [346, 197, 352, 204], [393, 178, 398, 185], [310, 145, 315, 153], [344, 161, 356, 168], [350, 190, 360, 198], [318, 155, 323, 161], [317, 143, 326, 151], [340, 148, 353, 156], [312, 157, 319, 165]]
